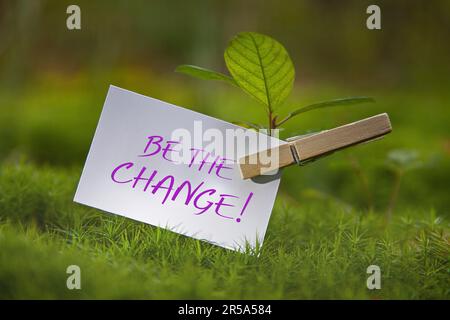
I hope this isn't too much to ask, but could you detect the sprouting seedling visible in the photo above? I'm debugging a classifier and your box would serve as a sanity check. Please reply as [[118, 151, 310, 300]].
[[385, 149, 423, 221], [175, 31, 374, 136]]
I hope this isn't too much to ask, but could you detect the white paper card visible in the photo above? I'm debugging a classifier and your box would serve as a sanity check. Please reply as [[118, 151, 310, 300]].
[[74, 85, 282, 251]]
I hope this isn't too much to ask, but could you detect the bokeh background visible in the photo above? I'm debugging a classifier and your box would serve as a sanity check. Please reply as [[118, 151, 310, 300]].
[[0, 0, 448, 299]]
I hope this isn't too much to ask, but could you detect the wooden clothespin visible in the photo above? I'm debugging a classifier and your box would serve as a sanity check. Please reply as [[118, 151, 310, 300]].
[[238, 113, 392, 179]]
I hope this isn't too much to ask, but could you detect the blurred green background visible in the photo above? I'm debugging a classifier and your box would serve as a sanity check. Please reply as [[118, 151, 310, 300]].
[[0, 0, 448, 299]]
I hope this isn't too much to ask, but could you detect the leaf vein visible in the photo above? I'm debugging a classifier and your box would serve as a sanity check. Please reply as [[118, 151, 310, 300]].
[[249, 33, 272, 109], [225, 50, 264, 81]]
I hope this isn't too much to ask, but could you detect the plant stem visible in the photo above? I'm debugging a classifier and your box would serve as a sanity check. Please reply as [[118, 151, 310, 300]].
[[268, 110, 273, 136], [347, 154, 373, 210], [275, 114, 290, 127]]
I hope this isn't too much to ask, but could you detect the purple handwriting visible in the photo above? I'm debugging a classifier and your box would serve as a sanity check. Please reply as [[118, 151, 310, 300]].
[[138, 135, 233, 180], [109, 135, 254, 222]]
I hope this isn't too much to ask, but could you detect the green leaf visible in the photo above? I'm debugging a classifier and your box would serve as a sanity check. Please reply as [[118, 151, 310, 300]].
[[277, 97, 375, 126], [386, 149, 423, 172], [175, 64, 237, 86], [231, 120, 263, 130], [224, 32, 295, 111]]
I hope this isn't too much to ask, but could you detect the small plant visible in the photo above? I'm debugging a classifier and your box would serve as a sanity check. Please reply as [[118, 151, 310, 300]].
[[385, 149, 423, 221], [176, 31, 374, 136]]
